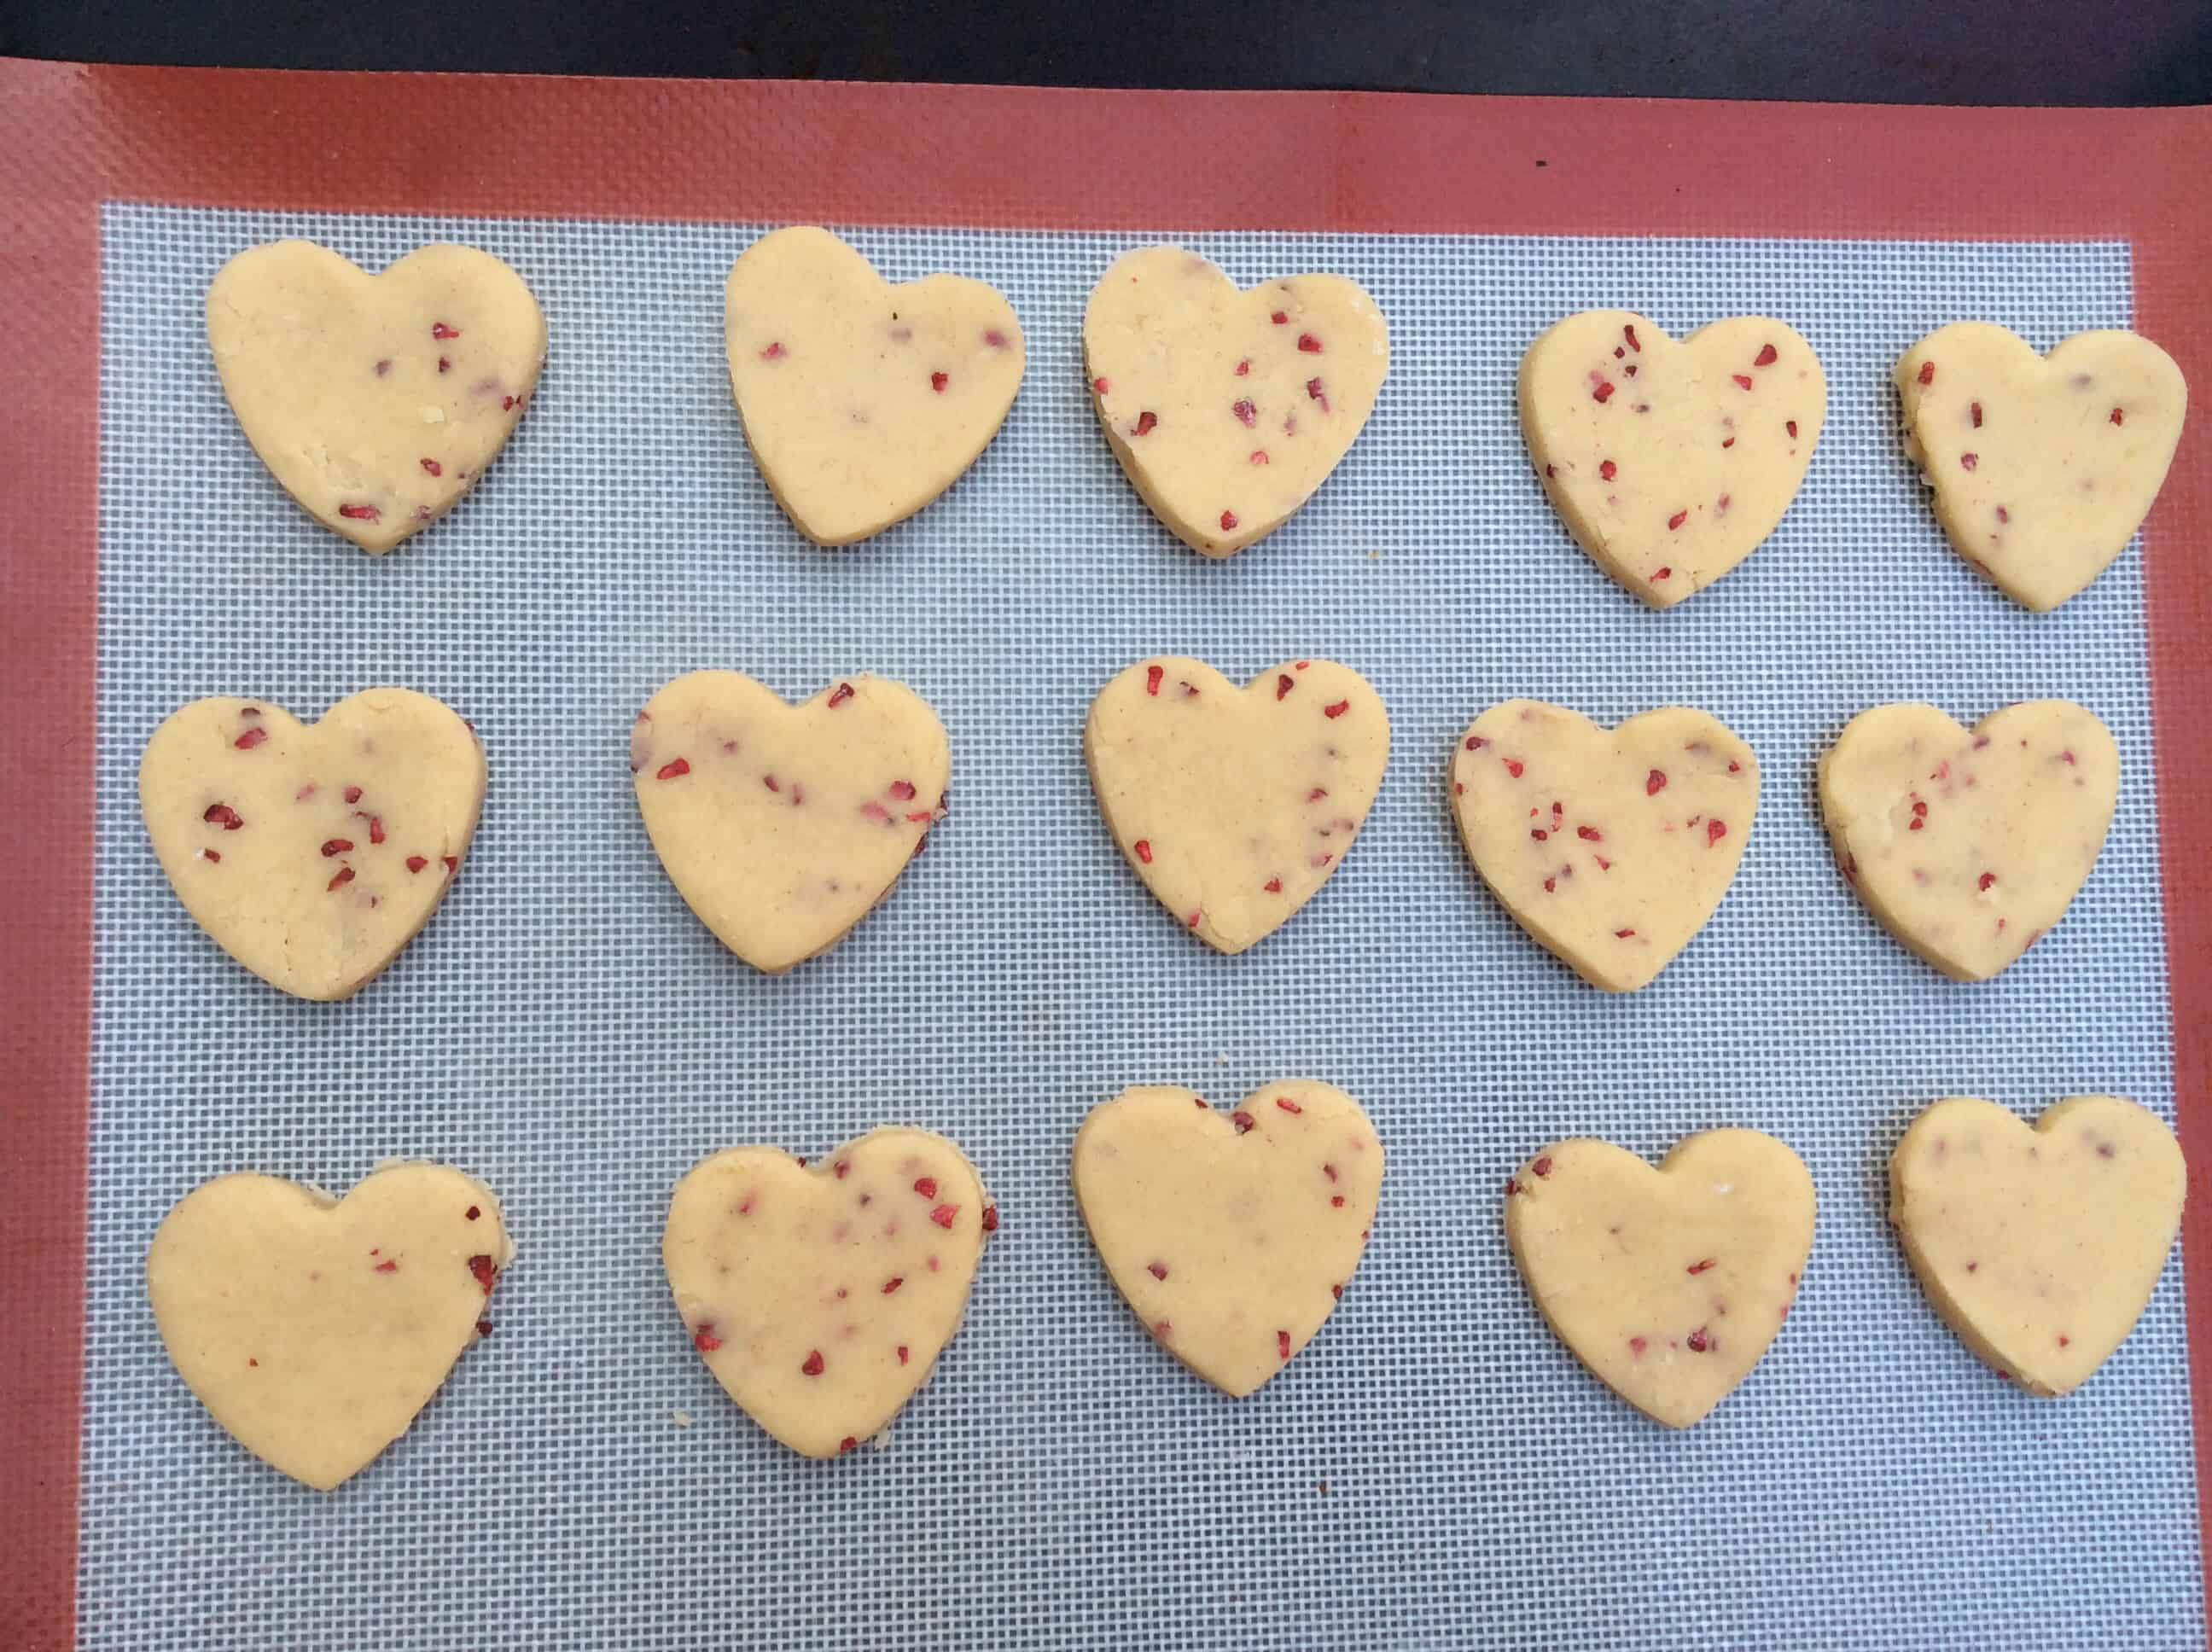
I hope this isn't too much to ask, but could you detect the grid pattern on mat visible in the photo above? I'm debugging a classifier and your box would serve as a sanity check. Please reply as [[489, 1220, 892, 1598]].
[[83, 206, 2198, 1651]]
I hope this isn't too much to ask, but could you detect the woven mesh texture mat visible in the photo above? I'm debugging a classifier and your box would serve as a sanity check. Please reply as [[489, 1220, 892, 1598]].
[[84, 206, 2198, 1650]]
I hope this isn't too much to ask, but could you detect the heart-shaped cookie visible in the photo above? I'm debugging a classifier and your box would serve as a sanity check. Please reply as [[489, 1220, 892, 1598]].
[[1505, 1131, 1813, 1428], [1085, 656, 1388, 953], [1896, 323, 2187, 611], [206, 241, 544, 553], [1890, 1096, 2185, 1395], [1521, 311, 1825, 607], [723, 226, 1025, 545], [664, 1128, 994, 1457], [1082, 247, 1388, 558], [139, 690, 485, 1001], [147, 1164, 510, 1490], [632, 671, 948, 974], [1819, 701, 2117, 980], [1452, 701, 1758, 991], [1072, 1082, 1382, 1397]]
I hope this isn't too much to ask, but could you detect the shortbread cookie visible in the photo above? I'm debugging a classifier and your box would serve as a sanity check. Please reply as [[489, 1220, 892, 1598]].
[[724, 226, 1025, 544], [1072, 1082, 1382, 1397], [1505, 1131, 1813, 1428], [632, 671, 948, 974], [1520, 311, 1825, 606], [147, 1164, 510, 1490], [206, 241, 544, 552], [139, 690, 485, 1000], [1085, 656, 1388, 953], [664, 1128, 993, 1457], [1896, 323, 2186, 610], [1082, 247, 1388, 557], [1890, 1095, 2184, 1394], [1452, 701, 1757, 991], [1819, 701, 2117, 980]]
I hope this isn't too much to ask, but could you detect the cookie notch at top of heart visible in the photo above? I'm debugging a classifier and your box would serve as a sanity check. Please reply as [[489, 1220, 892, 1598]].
[[724, 226, 1026, 545], [1520, 310, 1825, 607], [1452, 701, 1759, 992], [1085, 656, 1390, 954], [1083, 247, 1389, 558], [138, 689, 486, 1001], [1895, 323, 2187, 611], [206, 240, 546, 553], [632, 671, 950, 974]]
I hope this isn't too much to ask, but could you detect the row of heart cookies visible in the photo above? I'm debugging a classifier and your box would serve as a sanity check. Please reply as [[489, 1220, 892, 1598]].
[[146, 1085, 2185, 1491], [209, 235, 2186, 612], [140, 675, 2117, 1001]]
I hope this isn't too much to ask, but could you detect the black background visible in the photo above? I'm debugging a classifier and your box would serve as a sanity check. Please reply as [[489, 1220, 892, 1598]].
[[5, 0, 2210, 104]]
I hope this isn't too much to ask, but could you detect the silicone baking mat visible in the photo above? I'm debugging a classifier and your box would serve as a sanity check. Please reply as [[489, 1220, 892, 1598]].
[[5, 68, 2212, 1652]]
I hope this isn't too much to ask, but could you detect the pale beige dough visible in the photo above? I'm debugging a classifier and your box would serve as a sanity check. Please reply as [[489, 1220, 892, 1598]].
[[1085, 656, 1389, 954], [1520, 310, 1825, 607], [138, 690, 485, 1001], [1452, 701, 1758, 991], [1081, 247, 1388, 558], [147, 1163, 510, 1490], [206, 241, 544, 553], [1505, 1131, 1813, 1428], [631, 671, 948, 974], [1819, 701, 2116, 981], [1890, 1095, 2185, 1395], [1896, 323, 2186, 611], [1072, 1081, 1383, 1398], [664, 1127, 993, 1457], [724, 226, 1025, 545]]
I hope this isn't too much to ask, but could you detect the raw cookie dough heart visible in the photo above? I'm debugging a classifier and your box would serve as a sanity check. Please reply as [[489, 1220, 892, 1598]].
[[1505, 1131, 1813, 1428], [139, 690, 485, 1001], [147, 1164, 509, 1490], [664, 1128, 994, 1457], [1889, 1095, 2185, 1395], [1451, 701, 1758, 991], [1819, 701, 2117, 981], [207, 241, 544, 553], [1896, 323, 2186, 611], [724, 226, 1025, 545], [1085, 656, 1389, 953], [1082, 247, 1388, 558], [632, 671, 948, 974], [1521, 311, 1825, 607], [1072, 1081, 1383, 1397]]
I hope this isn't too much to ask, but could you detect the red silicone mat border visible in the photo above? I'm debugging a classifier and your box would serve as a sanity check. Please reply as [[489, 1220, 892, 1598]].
[[1, 63, 2206, 1649]]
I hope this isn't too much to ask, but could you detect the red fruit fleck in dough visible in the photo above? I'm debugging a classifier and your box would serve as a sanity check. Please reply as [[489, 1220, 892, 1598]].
[[1653, 567, 1672, 581], [930, 371, 949, 393], [1732, 375, 1754, 391], [468, 1254, 498, 1294], [1134, 839, 1154, 864], [1599, 460, 1616, 480], [1686, 1326, 1711, 1353], [1264, 877, 1283, 893], [1249, 450, 1270, 465], [1149, 1261, 1169, 1280], [1786, 420, 1799, 439], [2110, 407, 2125, 426], [1754, 344, 1778, 367], [1592, 381, 1615, 404], [928, 1203, 959, 1229], [1687, 1258, 1717, 1275], [1960, 452, 1978, 472], [981, 1206, 999, 1233], [1623, 324, 1642, 352], [1531, 1155, 1553, 1178], [1706, 819, 1727, 846], [1145, 664, 1164, 696], [432, 322, 461, 340], [1275, 1096, 1303, 1114], [203, 803, 243, 829], [1970, 402, 1983, 428], [1277, 1329, 1292, 1360], [1668, 509, 1689, 531], [882, 1277, 904, 1294], [234, 727, 269, 751], [326, 866, 355, 892], [1133, 410, 1158, 437], [1232, 398, 1256, 428], [374, 1259, 399, 1274], [801, 1350, 825, 1377], [913, 1177, 938, 1199], [1220, 510, 1238, 532], [760, 341, 785, 361], [420, 457, 443, 477], [344, 785, 364, 804], [320, 838, 354, 857], [1271, 311, 1289, 325], [1979, 871, 1997, 891], [1297, 333, 1323, 353], [827, 682, 855, 709], [1092, 376, 1110, 395], [1277, 673, 1295, 701], [656, 757, 690, 781], [337, 503, 380, 522], [1324, 700, 1350, 718], [1505, 758, 1525, 778], [1578, 826, 1603, 842], [1232, 1110, 1256, 1134], [1918, 360, 1936, 386], [693, 1324, 724, 1352]]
